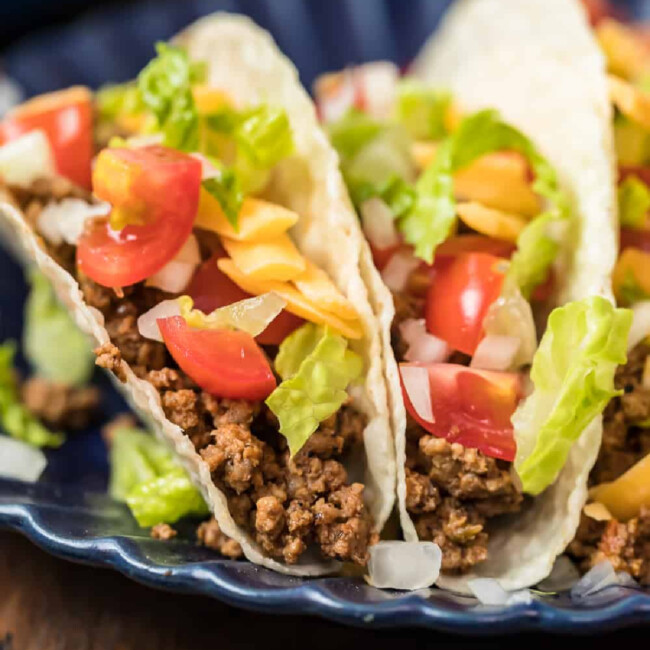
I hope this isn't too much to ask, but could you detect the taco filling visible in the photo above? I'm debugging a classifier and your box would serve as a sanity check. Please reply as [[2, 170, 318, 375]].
[[0, 44, 380, 566], [317, 62, 630, 574], [566, 9, 650, 583]]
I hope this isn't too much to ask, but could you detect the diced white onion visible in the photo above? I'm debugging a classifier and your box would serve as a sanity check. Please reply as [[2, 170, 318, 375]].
[[381, 249, 419, 292], [616, 571, 640, 588], [358, 62, 399, 121], [536, 556, 580, 593], [399, 365, 433, 423], [184, 292, 287, 337], [468, 578, 532, 606], [37, 199, 111, 246], [399, 318, 449, 363], [0, 436, 47, 482], [470, 335, 521, 371], [367, 541, 441, 590], [137, 299, 181, 342], [570, 560, 619, 600], [482, 279, 536, 368], [146, 234, 200, 294], [627, 300, 650, 352], [360, 197, 399, 251], [0, 130, 56, 186]]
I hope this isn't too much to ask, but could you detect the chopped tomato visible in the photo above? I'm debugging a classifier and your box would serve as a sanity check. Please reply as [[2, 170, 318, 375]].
[[0, 87, 93, 189], [370, 242, 402, 271], [425, 252, 507, 356], [620, 226, 650, 253], [400, 363, 521, 461], [619, 166, 650, 187], [77, 146, 202, 288], [187, 252, 304, 346], [158, 316, 276, 400]]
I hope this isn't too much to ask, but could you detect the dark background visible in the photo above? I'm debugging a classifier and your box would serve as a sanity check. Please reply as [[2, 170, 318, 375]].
[[0, 0, 649, 647]]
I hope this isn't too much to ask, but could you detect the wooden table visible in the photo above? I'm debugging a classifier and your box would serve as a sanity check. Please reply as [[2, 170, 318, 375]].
[[0, 530, 644, 649]]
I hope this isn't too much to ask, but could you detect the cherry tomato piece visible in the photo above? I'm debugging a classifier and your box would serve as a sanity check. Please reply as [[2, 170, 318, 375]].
[[400, 362, 522, 461], [158, 316, 276, 400], [620, 226, 650, 253], [425, 252, 507, 356], [0, 87, 93, 189], [187, 253, 304, 346], [77, 146, 202, 288]]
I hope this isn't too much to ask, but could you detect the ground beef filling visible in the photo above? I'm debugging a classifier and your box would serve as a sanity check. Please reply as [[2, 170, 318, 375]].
[[77, 267, 375, 565], [393, 290, 522, 574], [567, 342, 650, 582], [21, 376, 100, 430]]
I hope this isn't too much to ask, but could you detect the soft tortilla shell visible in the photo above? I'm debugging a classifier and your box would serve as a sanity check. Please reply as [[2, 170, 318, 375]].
[[0, 14, 395, 575], [372, 0, 615, 592]]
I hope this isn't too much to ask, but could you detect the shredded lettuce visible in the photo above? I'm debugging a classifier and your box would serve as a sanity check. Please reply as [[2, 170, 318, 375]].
[[109, 426, 208, 527], [395, 79, 451, 140], [233, 105, 294, 170], [137, 43, 200, 151], [96, 83, 145, 123], [513, 297, 632, 495], [0, 342, 64, 448], [402, 110, 570, 278], [350, 175, 416, 219], [328, 109, 384, 161], [206, 104, 294, 193], [618, 175, 650, 228], [266, 324, 363, 457], [201, 170, 244, 229], [23, 270, 94, 387]]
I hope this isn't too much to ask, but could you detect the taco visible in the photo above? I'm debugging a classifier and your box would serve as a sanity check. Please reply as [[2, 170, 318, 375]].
[[561, 4, 650, 585], [0, 14, 396, 575], [316, 0, 631, 591]]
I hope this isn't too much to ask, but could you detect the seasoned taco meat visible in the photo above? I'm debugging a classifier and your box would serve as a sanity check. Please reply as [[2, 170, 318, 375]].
[[14, 182, 377, 566], [197, 517, 243, 558], [404, 416, 522, 573], [21, 376, 100, 430], [394, 285, 522, 574], [81, 273, 376, 565], [568, 508, 650, 584], [568, 342, 650, 581]]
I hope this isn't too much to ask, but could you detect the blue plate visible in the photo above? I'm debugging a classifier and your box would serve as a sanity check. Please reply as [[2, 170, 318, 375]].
[[2, 0, 650, 633]]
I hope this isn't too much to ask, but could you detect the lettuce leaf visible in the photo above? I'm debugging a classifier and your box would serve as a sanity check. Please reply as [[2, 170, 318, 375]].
[[618, 175, 650, 228], [234, 105, 294, 169], [395, 79, 451, 140], [96, 83, 145, 123], [401, 109, 570, 276], [201, 170, 244, 230], [349, 175, 416, 219], [109, 426, 208, 526], [23, 269, 94, 387], [328, 109, 383, 161], [266, 324, 363, 456], [138, 43, 199, 151], [0, 342, 64, 448], [513, 297, 632, 495]]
